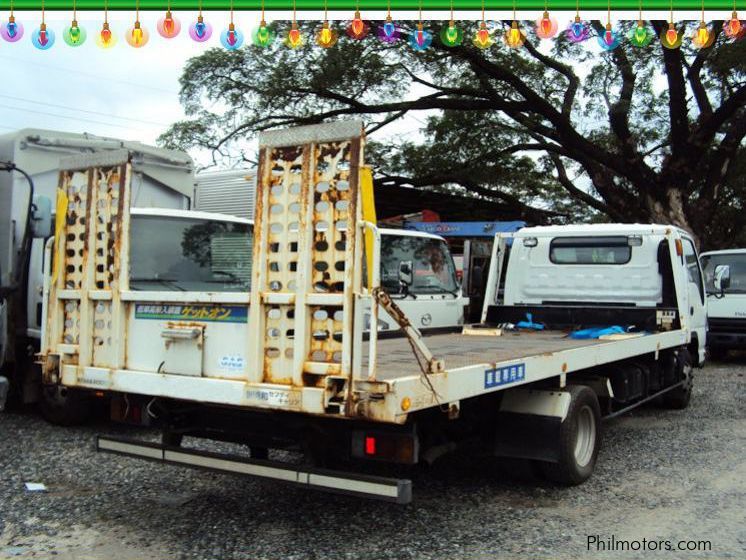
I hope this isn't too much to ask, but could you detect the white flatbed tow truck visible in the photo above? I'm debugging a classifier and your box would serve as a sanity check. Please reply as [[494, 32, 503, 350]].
[[39, 122, 706, 504]]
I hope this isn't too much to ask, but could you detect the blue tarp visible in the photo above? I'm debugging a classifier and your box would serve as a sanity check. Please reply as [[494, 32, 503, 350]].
[[569, 326, 627, 339], [515, 313, 545, 331]]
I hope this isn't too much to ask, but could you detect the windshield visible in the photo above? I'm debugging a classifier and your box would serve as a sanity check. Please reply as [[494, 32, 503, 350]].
[[129, 215, 253, 292], [380, 234, 459, 295], [701, 253, 746, 294]]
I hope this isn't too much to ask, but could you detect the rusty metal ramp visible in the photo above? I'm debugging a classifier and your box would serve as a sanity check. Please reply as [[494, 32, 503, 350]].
[[246, 121, 365, 414], [42, 150, 132, 377]]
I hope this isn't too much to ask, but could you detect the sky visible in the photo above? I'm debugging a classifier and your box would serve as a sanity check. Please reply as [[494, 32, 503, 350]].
[[1, 10, 706, 170], [0, 12, 205, 147]]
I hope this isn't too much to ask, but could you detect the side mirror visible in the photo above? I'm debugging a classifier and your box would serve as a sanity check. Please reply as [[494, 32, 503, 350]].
[[714, 265, 731, 292], [398, 260, 413, 288], [30, 195, 52, 239]]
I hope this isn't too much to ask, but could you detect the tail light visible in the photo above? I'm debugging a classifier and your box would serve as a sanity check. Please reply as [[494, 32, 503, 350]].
[[365, 436, 376, 455], [352, 430, 418, 464]]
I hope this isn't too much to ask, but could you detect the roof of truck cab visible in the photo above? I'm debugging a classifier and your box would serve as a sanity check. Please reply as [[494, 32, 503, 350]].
[[0, 128, 195, 200], [0, 128, 192, 166], [515, 223, 688, 237], [129, 211, 446, 241], [379, 227, 446, 241], [131, 207, 253, 225], [700, 249, 746, 257]]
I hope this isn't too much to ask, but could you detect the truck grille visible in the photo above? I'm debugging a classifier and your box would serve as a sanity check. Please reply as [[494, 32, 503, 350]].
[[709, 318, 746, 334]]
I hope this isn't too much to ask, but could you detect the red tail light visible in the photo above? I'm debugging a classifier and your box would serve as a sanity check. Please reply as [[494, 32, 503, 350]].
[[353, 430, 418, 464]]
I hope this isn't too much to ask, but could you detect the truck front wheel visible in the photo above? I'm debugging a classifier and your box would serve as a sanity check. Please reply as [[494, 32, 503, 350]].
[[540, 385, 601, 486], [39, 384, 92, 426]]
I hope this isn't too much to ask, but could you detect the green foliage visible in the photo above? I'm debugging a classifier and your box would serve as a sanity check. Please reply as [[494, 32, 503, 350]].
[[161, 20, 746, 246]]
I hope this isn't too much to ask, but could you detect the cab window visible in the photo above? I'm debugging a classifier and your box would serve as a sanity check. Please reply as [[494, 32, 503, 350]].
[[549, 236, 631, 265], [379, 235, 458, 295], [130, 215, 253, 292], [681, 238, 704, 302], [701, 253, 746, 294]]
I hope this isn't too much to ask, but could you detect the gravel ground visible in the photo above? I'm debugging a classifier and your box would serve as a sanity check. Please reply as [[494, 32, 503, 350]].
[[1, 358, 745, 560]]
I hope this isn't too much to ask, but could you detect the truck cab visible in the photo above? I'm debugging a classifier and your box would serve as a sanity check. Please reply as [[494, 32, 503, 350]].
[[366, 229, 466, 333], [700, 249, 746, 359], [484, 224, 708, 365]]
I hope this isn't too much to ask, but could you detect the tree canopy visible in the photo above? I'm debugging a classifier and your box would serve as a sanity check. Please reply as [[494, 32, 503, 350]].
[[160, 20, 746, 249]]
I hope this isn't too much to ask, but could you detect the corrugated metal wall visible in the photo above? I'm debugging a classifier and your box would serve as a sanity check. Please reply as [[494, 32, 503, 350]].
[[195, 169, 256, 220]]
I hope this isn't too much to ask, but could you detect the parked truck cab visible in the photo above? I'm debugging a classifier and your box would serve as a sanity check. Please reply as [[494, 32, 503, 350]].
[[700, 249, 746, 359], [486, 224, 708, 366], [366, 228, 466, 333]]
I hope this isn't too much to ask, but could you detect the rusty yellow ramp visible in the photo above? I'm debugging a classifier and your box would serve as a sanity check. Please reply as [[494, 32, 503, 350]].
[[246, 121, 365, 414], [45, 150, 132, 377]]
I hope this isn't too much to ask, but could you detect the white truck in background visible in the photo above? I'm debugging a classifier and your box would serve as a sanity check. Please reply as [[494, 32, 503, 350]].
[[0, 129, 196, 416], [39, 122, 706, 503], [700, 249, 746, 359]]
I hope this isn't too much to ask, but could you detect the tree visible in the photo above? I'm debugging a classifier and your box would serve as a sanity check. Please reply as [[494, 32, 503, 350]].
[[160, 20, 746, 249]]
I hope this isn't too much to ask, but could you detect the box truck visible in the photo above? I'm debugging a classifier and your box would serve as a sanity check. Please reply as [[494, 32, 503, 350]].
[[0, 129, 194, 415]]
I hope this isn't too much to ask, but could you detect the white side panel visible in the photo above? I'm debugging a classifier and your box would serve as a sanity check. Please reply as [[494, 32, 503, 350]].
[[505, 236, 663, 306], [706, 293, 746, 319]]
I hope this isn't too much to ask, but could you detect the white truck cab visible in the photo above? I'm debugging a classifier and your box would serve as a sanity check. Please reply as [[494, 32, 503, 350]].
[[700, 248, 746, 358], [484, 224, 708, 365], [366, 228, 467, 333]]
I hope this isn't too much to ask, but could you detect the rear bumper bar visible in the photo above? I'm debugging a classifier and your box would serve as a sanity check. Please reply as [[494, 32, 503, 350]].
[[96, 435, 412, 504]]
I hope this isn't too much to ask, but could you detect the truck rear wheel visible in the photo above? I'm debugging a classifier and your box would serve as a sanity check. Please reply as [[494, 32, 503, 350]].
[[39, 384, 92, 426], [540, 385, 601, 486], [660, 348, 693, 410]]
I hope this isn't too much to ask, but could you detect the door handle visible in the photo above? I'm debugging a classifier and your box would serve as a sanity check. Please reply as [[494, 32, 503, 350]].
[[161, 328, 201, 340]]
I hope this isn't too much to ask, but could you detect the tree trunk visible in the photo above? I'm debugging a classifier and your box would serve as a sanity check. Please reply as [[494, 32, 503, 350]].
[[645, 186, 700, 247]]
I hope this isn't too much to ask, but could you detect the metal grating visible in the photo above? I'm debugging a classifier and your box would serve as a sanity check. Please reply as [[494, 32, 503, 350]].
[[247, 121, 364, 407], [62, 300, 80, 345], [50, 156, 131, 370], [306, 142, 355, 373], [91, 167, 124, 291], [62, 170, 89, 290]]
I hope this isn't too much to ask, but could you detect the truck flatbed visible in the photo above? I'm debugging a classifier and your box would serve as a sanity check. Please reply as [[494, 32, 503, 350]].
[[358, 327, 687, 423], [368, 330, 605, 381]]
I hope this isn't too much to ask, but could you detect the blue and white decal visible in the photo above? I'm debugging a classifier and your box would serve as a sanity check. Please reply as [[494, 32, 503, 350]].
[[484, 363, 526, 389]]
